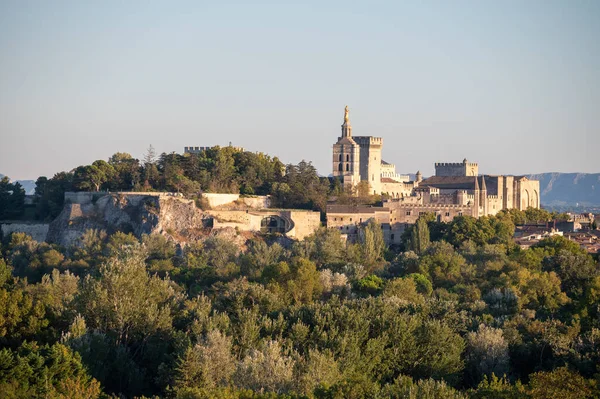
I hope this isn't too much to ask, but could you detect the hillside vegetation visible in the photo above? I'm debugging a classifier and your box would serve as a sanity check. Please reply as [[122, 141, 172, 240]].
[[1, 208, 599, 398]]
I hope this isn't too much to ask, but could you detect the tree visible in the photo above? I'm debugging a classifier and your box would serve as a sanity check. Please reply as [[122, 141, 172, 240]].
[[108, 152, 141, 190], [286, 258, 323, 304], [0, 177, 25, 220], [465, 324, 509, 385], [408, 217, 431, 255], [0, 342, 102, 398], [73, 160, 116, 191], [77, 247, 179, 346], [174, 330, 235, 391], [234, 340, 295, 394], [528, 367, 597, 399], [357, 219, 386, 269], [34, 172, 74, 220]]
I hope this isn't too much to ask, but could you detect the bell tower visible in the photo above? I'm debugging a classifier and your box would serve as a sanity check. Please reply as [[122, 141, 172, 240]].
[[332, 106, 360, 187]]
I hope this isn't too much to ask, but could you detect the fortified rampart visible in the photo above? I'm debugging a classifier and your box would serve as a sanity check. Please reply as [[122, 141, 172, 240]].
[[47, 192, 320, 246], [208, 209, 320, 240], [435, 160, 479, 177], [201, 193, 271, 209], [0, 222, 50, 242]]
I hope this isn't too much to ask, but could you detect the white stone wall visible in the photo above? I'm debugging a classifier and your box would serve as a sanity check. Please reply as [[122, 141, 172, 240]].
[[0, 223, 50, 242], [201, 193, 270, 209]]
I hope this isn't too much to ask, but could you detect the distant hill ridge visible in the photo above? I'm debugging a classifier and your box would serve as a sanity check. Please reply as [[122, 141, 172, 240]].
[[527, 172, 599, 207]]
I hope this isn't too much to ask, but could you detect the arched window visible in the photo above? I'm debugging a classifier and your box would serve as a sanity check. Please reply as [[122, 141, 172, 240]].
[[338, 154, 342, 162], [346, 154, 350, 162], [346, 164, 350, 171], [338, 164, 342, 171]]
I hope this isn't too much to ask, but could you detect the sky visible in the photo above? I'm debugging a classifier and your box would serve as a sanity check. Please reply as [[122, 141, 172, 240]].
[[0, 0, 599, 181]]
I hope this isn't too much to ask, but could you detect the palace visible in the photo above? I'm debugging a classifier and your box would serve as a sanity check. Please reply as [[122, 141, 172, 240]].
[[329, 106, 541, 244]]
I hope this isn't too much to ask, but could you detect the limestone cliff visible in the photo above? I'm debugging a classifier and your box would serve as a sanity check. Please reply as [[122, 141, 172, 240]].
[[47, 193, 210, 247]]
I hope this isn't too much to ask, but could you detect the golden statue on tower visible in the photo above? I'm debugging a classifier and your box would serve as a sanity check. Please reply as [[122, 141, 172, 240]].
[[344, 105, 349, 123]]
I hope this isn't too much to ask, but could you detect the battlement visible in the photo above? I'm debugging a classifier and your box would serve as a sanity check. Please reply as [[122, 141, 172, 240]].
[[353, 136, 383, 145], [393, 203, 472, 209], [184, 145, 244, 154], [434, 159, 479, 177], [434, 162, 478, 168]]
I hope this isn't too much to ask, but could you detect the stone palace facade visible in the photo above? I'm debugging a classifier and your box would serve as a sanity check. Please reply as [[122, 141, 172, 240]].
[[328, 106, 541, 244]]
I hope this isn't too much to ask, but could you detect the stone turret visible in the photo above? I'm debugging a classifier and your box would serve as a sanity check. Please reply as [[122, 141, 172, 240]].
[[480, 176, 487, 215], [473, 175, 480, 217], [416, 170, 422, 183]]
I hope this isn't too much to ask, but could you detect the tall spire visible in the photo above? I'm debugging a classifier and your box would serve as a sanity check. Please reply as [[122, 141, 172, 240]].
[[341, 105, 352, 138], [480, 176, 487, 191], [474, 175, 480, 191]]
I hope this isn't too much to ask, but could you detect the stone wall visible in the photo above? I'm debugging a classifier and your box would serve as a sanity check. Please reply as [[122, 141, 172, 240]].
[[381, 181, 414, 199], [435, 161, 479, 177], [202, 193, 270, 209], [202, 193, 242, 208], [208, 209, 320, 240], [0, 222, 50, 242], [288, 210, 322, 240], [516, 178, 540, 210]]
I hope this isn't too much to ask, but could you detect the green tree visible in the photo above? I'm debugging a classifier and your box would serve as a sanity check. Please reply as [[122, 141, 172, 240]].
[[528, 367, 597, 399], [73, 160, 116, 191], [0, 177, 25, 220], [108, 152, 141, 190], [0, 342, 102, 399], [357, 219, 386, 269], [408, 217, 431, 255], [77, 247, 179, 346]]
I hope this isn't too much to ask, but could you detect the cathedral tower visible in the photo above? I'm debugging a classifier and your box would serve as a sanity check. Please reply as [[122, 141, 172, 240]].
[[332, 106, 361, 187]]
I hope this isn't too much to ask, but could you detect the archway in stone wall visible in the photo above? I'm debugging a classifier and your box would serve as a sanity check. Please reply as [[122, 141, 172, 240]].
[[260, 216, 287, 234], [533, 190, 539, 208], [523, 190, 530, 210]]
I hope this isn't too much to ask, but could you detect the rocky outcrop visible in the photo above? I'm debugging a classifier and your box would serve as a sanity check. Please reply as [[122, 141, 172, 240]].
[[47, 193, 211, 247]]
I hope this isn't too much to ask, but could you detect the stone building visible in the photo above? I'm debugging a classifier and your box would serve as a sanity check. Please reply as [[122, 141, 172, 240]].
[[328, 107, 541, 245], [332, 106, 410, 196]]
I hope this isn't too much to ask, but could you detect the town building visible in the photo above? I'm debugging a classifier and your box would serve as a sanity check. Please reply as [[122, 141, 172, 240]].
[[328, 106, 541, 244]]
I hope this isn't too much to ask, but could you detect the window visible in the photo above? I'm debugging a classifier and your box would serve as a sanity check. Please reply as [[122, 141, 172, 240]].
[[338, 164, 342, 171], [338, 154, 342, 162], [406, 211, 411, 216], [350, 218, 353, 222], [346, 154, 350, 162], [445, 212, 450, 217], [346, 164, 349, 171], [458, 212, 463, 216]]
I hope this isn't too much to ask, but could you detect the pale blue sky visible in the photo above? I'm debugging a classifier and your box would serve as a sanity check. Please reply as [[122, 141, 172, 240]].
[[0, 0, 598, 180]]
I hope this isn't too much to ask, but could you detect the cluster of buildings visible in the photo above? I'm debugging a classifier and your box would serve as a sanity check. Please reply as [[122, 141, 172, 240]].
[[327, 107, 541, 244]]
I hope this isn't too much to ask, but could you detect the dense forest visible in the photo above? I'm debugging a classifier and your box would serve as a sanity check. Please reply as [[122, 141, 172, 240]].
[[1, 202, 599, 398]]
